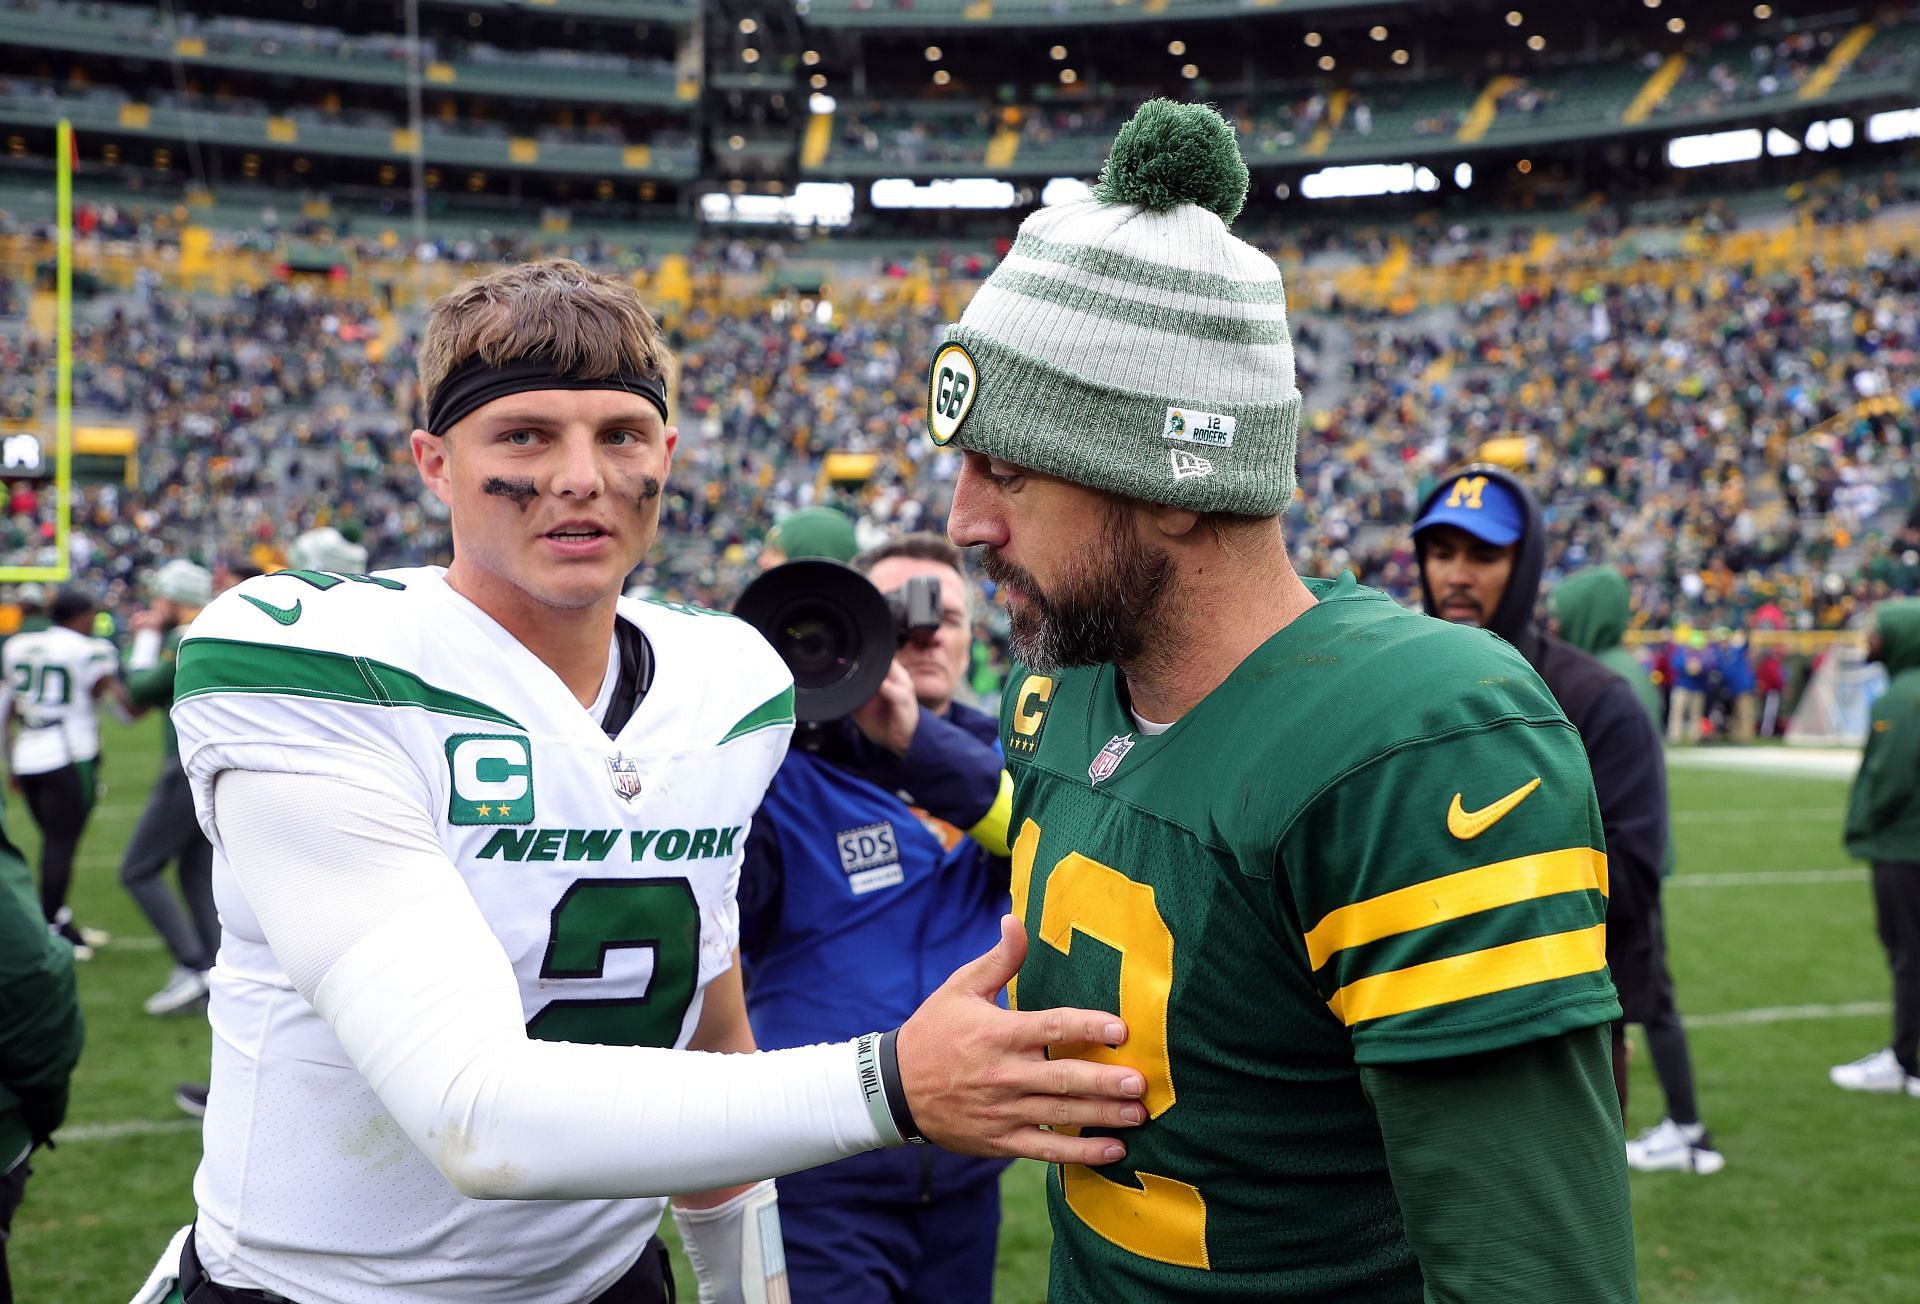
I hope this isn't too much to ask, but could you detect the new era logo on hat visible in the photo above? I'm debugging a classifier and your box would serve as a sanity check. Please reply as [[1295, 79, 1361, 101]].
[[1412, 472, 1525, 546]]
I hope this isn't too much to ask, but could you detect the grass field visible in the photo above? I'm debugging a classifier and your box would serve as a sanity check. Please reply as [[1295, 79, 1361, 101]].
[[7, 719, 1912, 1302]]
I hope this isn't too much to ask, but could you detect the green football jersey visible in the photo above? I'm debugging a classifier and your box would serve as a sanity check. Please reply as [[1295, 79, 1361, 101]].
[[1002, 573, 1619, 1302]]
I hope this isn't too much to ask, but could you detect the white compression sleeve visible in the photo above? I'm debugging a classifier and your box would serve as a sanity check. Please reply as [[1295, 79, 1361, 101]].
[[211, 768, 892, 1200], [127, 627, 165, 672]]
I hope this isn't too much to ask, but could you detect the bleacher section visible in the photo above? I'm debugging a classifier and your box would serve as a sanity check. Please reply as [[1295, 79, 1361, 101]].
[[800, 0, 1398, 30], [805, 11, 1920, 181], [0, 1, 691, 107]]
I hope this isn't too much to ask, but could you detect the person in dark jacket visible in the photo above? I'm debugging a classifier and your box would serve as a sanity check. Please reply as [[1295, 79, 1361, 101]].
[[0, 802, 85, 1304], [739, 533, 1012, 1302], [1547, 564, 1720, 1172], [1415, 468, 1724, 1174], [1833, 598, 1920, 1096]]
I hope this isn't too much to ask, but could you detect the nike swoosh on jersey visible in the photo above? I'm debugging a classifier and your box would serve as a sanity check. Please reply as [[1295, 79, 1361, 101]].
[[1446, 777, 1542, 840], [240, 595, 303, 626]]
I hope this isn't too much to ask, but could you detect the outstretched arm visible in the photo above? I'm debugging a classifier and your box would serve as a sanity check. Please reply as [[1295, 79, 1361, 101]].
[[211, 769, 1140, 1200]]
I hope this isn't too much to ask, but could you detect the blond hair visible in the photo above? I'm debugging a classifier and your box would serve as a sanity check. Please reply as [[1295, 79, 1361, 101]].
[[417, 259, 674, 412]]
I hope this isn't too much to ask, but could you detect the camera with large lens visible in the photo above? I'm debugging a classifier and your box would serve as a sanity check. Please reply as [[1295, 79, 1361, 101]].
[[734, 560, 942, 722]]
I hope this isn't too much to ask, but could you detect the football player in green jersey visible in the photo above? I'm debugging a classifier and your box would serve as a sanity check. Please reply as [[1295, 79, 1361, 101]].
[[931, 100, 1636, 1301]]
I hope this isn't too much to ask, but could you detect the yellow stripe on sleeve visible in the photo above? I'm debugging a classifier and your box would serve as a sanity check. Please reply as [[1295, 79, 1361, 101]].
[[966, 769, 1014, 858], [1325, 923, 1608, 1027], [1302, 847, 1608, 971]]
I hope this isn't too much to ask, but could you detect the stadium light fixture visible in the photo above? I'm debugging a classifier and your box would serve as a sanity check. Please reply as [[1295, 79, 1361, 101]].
[[925, 45, 942, 61], [1392, 49, 1410, 65], [739, 18, 757, 34], [1060, 68, 1078, 84], [1528, 35, 1546, 51], [810, 93, 837, 113], [1318, 55, 1336, 70], [1454, 162, 1473, 188], [1826, 117, 1855, 148], [1168, 39, 1186, 55], [872, 178, 1018, 209], [1643, 0, 1659, 7], [1274, 182, 1291, 199], [803, 50, 820, 65], [1505, 11, 1523, 26], [742, 48, 760, 63], [1182, 63, 1199, 78], [1299, 163, 1429, 200], [1667, 16, 1685, 32], [729, 134, 746, 150], [935, 69, 952, 84], [1304, 31, 1322, 47], [1043, 177, 1094, 204], [1754, 3, 1772, 16], [1864, 109, 1920, 143], [810, 73, 828, 89], [1765, 128, 1802, 156], [1516, 158, 1532, 173], [701, 184, 855, 228], [1370, 25, 1387, 40], [1050, 44, 1067, 59], [1666, 127, 1761, 168]]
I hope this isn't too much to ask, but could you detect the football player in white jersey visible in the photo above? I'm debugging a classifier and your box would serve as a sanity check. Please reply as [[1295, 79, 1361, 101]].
[[135, 260, 1144, 1304], [1, 586, 130, 956]]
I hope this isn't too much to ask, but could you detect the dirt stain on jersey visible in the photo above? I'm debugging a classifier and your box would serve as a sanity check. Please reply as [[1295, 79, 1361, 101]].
[[482, 476, 539, 510], [429, 1122, 527, 1198]]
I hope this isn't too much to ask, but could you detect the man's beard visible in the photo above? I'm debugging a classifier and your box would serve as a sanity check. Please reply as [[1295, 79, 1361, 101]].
[[980, 505, 1174, 673]]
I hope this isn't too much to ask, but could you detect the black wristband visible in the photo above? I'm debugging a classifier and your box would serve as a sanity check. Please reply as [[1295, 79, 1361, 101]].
[[877, 1027, 927, 1145]]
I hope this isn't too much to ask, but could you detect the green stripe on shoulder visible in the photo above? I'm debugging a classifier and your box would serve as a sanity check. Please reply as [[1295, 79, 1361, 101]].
[[176, 637, 522, 729], [720, 685, 795, 744]]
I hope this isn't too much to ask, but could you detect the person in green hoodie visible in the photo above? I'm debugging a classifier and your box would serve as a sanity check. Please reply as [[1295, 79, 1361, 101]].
[[1548, 565, 1719, 1172], [1834, 598, 1920, 1096], [0, 804, 85, 1304]]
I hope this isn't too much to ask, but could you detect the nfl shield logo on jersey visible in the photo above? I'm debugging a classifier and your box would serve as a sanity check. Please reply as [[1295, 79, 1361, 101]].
[[1089, 733, 1136, 786], [605, 752, 643, 803]]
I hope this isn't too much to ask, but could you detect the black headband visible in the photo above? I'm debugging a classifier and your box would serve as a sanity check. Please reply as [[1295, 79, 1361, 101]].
[[426, 355, 670, 436]]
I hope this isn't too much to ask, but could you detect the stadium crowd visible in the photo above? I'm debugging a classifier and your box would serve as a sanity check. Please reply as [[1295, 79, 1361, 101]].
[[1, 211, 1912, 710]]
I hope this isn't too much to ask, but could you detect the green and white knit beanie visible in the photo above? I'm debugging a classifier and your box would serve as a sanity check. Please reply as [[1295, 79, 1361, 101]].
[[928, 99, 1301, 516]]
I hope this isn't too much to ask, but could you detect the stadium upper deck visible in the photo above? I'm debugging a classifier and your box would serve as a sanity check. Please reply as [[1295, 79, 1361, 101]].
[[1, 0, 1914, 232]]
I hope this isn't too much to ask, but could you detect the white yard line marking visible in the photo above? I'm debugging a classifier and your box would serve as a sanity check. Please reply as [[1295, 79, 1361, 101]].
[[1670, 869, 1867, 887], [57, 1000, 1890, 1147], [1665, 748, 1861, 780], [60, 1118, 200, 1143], [1688, 1001, 1890, 1029]]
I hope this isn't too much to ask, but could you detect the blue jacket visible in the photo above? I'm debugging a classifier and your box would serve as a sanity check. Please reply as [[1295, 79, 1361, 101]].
[[1670, 643, 1714, 692], [740, 699, 1011, 1204], [1715, 641, 1756, 696]]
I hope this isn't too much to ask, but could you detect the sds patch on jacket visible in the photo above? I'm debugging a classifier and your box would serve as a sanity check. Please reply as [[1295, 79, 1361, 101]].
[[837, 821, 903, 894]]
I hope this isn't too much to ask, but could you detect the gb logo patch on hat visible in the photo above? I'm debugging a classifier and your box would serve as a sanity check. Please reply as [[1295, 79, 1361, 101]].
[[927, 342, 978, 446]]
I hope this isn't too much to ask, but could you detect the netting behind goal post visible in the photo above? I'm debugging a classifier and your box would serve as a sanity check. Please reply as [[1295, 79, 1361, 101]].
[[1786, 644, 1886, 747]]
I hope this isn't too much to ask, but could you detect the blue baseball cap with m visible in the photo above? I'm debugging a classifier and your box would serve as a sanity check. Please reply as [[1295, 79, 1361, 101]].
[[1411, 472, 1526, 547]]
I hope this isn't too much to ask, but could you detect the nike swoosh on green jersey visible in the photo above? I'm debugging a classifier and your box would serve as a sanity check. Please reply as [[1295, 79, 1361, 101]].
[[240, 594, 303, 626]]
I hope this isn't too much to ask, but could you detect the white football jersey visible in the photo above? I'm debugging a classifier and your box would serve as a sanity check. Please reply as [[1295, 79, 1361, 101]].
[[171, 567, 794, 1304], [1, 624, 117, 775]]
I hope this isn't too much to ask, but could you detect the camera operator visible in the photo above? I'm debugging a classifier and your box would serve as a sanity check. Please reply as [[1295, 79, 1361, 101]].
[[737, 534, 1013, 1304]]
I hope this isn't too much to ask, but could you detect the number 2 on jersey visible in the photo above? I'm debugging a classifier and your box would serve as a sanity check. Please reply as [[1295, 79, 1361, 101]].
[[1010, 819, 1210, 1270], [526, 878, 699, 1048]]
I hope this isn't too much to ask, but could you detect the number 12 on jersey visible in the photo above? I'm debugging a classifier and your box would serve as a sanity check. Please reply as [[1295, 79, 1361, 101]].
[[1009, 819, 1210, 1270]]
